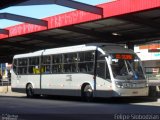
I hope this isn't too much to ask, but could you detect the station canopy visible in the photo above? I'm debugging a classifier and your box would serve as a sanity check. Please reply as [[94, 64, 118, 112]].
[[0, 0, 159, 63]]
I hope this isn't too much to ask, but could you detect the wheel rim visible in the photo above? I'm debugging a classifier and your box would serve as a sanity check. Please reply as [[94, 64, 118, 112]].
[[85, 88, 92, 98], [27, 85, 33, 97], [83, 86, 93, 101]]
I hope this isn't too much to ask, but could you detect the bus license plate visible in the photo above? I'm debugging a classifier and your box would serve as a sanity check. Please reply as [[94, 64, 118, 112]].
[[132, 91, 138, 94], [122, 83, 133, 88], [122, 83, 144, 88]]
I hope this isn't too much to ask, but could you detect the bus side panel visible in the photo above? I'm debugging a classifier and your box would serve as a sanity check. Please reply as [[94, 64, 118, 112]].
[[39, 73, 113, 97], [39, 73, 94, 96], [41, 74, 77, 96], [95, 77, 113, 97], [11, 73, 28, 93], [41, 74, 51, 92], [27, 75, 40, 94], [71, 73, 94, 96], [71, 74, 113, 97]]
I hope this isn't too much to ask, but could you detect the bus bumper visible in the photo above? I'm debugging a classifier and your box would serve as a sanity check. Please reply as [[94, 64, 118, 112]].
[[113, 87, 149, 97]]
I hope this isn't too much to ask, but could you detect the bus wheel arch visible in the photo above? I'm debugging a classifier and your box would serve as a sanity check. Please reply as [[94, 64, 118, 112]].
[[81, 83, 93, 101], [26, 83, 34, 98]]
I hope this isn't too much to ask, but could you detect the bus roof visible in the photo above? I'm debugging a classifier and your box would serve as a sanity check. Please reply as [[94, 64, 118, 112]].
[[13, 43, 132, 59], [101, 45, 134, 54]]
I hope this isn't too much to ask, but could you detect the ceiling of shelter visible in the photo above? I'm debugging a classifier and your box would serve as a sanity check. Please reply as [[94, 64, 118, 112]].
[[0, 0, 159, 63]]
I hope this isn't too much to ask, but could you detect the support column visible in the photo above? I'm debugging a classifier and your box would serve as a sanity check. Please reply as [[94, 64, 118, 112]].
[[127, 42, 134, 50]]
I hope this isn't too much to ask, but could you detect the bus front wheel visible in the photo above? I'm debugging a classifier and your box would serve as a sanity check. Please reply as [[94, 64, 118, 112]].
[[82, 84, 93, 101], [26, 84, 34, 98]]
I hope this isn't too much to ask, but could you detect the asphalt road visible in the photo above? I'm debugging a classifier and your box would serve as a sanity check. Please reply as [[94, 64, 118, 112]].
[[0, 93, 160, 120]]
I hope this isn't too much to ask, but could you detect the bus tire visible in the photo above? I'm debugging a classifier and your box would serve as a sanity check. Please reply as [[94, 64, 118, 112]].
[[149, 86, 157, 98], [82, 84, 93, 102], [26, 84, 34, 98]]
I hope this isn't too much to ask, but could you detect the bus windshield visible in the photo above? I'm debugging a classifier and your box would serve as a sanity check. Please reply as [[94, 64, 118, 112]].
[[110, 53, 145, 80]]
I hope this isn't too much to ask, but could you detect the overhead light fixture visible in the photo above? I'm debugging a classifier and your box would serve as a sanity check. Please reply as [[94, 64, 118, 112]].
[[112, 32, 121, 36]]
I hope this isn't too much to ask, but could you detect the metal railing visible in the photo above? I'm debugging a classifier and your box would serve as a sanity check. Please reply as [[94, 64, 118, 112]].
[[0, 78, 11, 86]]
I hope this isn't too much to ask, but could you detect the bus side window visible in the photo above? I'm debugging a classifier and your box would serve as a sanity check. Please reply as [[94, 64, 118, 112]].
[[28, 66, 34, 74], [78, 51, 94, 73], [78, 63, 87, 72], [64, 54, 70, 72], [64, 53, 78, 73], [85, 51, 94, 61], [78, 52, 85, 72], [85, 51, 94, 74], [97, 61, 105, 79], [45, 65, 51, 74], [42, 56, 51, 74], [17, 58, 28, 75], [71, 53, 78, 72], [86, 62, 94, 73], [52, 55, 63, 73], [33, 66, 40, 74], [97, 51, 110, 79], [97, 51, 104, 78], [29, 57, 40, 74], [13, 59, 18, 74]]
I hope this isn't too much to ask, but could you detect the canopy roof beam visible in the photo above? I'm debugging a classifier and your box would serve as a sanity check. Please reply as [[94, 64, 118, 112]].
[[53, 0, 103, 15], [0, 0, 103, 15], [0, 29, 9, 35], [0, 13, 48, 27]]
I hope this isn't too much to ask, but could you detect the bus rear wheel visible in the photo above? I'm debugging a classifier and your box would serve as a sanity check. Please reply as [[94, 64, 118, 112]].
[[82, 84, 93, 101], [26, 84, 34, 98]]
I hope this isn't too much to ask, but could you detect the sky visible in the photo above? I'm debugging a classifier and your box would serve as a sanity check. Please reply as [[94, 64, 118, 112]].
[[0, 0, 112, 28]]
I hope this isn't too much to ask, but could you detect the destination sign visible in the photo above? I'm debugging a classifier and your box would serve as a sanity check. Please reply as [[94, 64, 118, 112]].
[[114, 54, 133, 60]]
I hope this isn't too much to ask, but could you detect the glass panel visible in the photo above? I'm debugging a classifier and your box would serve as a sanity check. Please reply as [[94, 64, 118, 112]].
[[78, 52, 85, 62], [78, 63, 87, 73], [41, 56, 51, 74], [97, 61, 105, 79], [52, 64, 63, 73], [29, 57, 40, 74], [42, 65, 51, 74], [63, 53, 78, 73], [77, 51, 94, 74], [86, 62, 94, 73], [29, 57, 39, 66], [13, 59, 18, 74], [52, 55, 63, 73], [52, 55, 62, 64], [110, 54, 145, 80], [42, 56, 51, 64], [17, 58, 28, 75], [85, 51, 94, 61], [18, 58, 27, 66], [17, 67, 27, 74]]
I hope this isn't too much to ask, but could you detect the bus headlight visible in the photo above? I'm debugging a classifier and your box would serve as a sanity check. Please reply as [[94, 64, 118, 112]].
[[115, 81, 123, 88]]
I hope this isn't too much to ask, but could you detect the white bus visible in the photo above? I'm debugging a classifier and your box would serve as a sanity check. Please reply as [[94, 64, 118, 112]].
[[11, 43, 148, 99]]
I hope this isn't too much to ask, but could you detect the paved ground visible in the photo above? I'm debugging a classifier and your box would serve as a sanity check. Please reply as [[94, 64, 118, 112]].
[[0, 92, 160, 120]]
